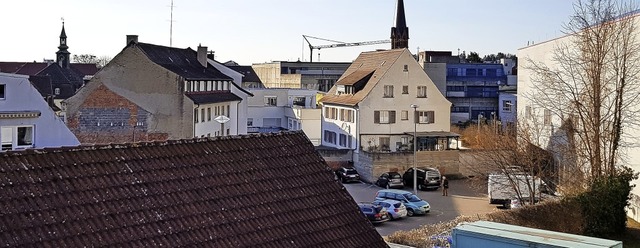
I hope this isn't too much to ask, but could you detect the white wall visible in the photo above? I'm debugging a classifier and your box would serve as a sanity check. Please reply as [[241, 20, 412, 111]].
[[247, 88, 320, 137], [0, 73, 79, 150], [518, 19, 640, 221]]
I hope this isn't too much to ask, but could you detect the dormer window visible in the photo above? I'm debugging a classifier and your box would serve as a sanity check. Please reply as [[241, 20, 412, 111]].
[[54, 88, 60, 95]]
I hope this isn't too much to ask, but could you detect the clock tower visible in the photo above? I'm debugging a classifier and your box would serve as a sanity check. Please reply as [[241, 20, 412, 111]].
[[56, 21, 70, 69]]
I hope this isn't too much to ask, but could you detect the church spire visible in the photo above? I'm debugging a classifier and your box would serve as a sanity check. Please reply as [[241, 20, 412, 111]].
[[56, 19, 70, 68], [391, 0, 409, 49]]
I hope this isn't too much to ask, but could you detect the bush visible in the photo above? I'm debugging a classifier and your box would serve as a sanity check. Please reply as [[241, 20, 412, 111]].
[[578, 166, 638, 237]]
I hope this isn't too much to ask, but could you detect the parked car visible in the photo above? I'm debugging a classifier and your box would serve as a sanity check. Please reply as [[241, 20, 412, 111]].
[[335, 167, 361, 183], [372, 199, 407, 220], [375, 189, 430, 216], [375, 172, 404, 189], [402, 167, 442, 190], [357, 202, 390, 224]]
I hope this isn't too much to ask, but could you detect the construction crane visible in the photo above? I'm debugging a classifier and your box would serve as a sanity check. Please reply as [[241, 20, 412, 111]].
[[302, 35, 391, 62]]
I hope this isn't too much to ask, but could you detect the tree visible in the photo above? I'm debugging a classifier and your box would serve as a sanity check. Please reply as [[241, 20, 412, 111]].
[[466, 51, 483, 63], [73, 54, 111, 68], [524, 0, 640, 186]]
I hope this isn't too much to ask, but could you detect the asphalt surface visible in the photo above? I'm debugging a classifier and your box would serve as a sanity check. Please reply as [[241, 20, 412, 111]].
[[343, 179, 498, 237]]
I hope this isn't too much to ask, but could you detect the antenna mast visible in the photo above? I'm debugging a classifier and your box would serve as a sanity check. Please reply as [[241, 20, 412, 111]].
[[169, 0, 174, 47]]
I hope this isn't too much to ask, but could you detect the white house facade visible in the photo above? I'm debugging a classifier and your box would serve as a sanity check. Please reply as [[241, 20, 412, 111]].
[[321, 49, 456, 158], [247, 88, 322, 145], [0, 72, 79, 151]]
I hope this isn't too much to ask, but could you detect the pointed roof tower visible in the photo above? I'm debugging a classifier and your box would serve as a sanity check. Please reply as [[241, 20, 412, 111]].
[[56, 20, 70, 69], [391, 0, 409, 49]]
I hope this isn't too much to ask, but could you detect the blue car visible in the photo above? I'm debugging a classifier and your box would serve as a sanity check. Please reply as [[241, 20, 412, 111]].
[[375, 189, 430, 216]]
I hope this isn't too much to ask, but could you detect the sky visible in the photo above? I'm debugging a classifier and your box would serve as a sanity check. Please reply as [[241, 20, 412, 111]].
[[2, 0, 577, 65]]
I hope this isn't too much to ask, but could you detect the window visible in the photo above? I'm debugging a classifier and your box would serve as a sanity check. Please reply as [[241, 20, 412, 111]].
[[402, 85, 408, 94], [247, 118, 254, 127], [293, 97, 306, 106], [54, 88, 60, 95], [207, 107, 211, 121], [417, 86, 427, 98], [544, 109, 551, 126], [264, 96, 277, 106], [0, 84, 4, 99], [263, 118, 281, 127], [323, 130, 337, 144], [194, 108, 199, 123], [341, 109, 354, 122], [503, 100, 512, 112], [525, 106, 532, 118], [221, 106, 225, 116], [379, 137, 391, 151], [201, 108, 205, 122], [374, 110, 396, 124], [401, 137, 409, 144], [403, 65, 409, 72], [1, 126, 33, 151], [227, 105, 230, 117], [401, 110, 408, 120], [415, 111, 435, 124], [339, 134, 347, 147], [325, 107, 338, 120], [383, 85, 394, 98]]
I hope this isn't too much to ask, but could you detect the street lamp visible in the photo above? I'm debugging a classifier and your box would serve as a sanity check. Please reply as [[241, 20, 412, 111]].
[[410, 104, 419, 195], [214, 115, 231, 136]]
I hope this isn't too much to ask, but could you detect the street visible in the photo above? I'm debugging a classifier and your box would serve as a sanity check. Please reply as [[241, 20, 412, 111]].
[[343, 179, 497, 236]]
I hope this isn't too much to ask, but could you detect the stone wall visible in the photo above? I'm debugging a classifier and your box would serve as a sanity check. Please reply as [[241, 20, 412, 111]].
[[354, 150, 461, 183]]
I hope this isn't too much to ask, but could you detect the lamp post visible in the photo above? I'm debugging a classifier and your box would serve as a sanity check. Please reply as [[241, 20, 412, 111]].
[[410, 104, 419, 195]]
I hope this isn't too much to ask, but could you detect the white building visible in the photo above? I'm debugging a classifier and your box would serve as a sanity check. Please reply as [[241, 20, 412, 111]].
[[518, 14, 640, 221], [247, 88, 322, 145], [320, 49, 456, 157], [0, 72, 79, 151]]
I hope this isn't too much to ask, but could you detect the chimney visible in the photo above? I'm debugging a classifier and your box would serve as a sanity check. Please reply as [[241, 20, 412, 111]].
[[197, 44, 208, 68], [126, 35, 138, 45]]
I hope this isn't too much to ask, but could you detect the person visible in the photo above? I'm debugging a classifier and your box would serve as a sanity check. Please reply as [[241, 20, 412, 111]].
[[442, 176, 449, 196]]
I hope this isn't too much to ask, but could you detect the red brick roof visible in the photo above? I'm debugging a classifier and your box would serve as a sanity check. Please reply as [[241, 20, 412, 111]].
[[0, 132, 387, 247]]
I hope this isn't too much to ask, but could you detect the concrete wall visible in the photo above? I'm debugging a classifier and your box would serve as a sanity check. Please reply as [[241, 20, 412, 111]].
[[423, 62, 447, 96], [354, 150, 461, 183]]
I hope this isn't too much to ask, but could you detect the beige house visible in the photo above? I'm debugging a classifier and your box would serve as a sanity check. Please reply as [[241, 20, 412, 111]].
[[320, 49, 459, 180], [252, 61, 350, 91]]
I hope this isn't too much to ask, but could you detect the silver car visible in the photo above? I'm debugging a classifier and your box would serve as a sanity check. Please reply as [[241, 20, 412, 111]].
[[372, 199, 408, 220]]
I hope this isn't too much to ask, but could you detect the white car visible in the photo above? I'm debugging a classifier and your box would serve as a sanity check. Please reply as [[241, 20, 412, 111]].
[[372, 199, 408, 220]]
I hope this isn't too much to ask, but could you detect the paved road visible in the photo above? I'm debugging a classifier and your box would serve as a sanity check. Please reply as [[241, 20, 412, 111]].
[[343, 179, 498, 236]]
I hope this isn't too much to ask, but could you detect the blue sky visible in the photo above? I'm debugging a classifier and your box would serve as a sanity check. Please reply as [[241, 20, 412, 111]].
[[2, 0, 576, 65]]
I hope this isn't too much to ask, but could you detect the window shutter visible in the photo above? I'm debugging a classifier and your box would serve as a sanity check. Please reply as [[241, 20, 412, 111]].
[[414, 111, 419, 124], [374, 111, 380, 123], [390, 111, 396, 123], [428, 111, 435, 123]]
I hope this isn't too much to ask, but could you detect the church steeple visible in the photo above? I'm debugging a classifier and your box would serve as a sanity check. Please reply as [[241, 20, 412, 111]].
[[391, 0, 409, 49], [56, 20, 70, 68]]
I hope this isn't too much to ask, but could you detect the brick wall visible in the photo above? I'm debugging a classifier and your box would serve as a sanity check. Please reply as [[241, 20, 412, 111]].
[[67, 84, 168, 144]]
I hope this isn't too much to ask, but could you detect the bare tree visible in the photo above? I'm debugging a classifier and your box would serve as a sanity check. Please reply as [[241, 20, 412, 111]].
[[524, 0, 640, 186], [73, 54, 112, 68]]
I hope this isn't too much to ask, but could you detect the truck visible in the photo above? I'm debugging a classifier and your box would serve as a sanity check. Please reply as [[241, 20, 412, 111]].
[[451, 221, 622, 248], [488, 173, 543, 208]]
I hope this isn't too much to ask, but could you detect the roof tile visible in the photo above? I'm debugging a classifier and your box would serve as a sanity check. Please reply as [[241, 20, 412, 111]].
[[0, 132, 387, 247]]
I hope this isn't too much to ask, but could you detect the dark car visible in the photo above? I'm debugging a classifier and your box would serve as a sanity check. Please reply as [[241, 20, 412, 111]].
[[402, 167, 441, 190], [335, 167, 361, 183], [375, 172, 404, 189], [357, 203, 390, 224]]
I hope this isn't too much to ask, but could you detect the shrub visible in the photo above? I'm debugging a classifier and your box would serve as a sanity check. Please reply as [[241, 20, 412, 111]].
[[578, 166, 638, 237]]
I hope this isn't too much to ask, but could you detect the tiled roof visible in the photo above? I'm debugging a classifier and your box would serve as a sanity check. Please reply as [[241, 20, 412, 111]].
[[37, 63, 85, 99], [136, 43, 232, 81], [185, 90, 243, 104], [0, 131, 387, 247], [227, 66, 263, 84], [0, 62, 97, 77], [321, 49, 405, 107]]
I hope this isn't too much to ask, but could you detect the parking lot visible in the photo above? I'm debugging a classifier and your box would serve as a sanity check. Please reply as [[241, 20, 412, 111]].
[[343, 179, 497, 236]]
